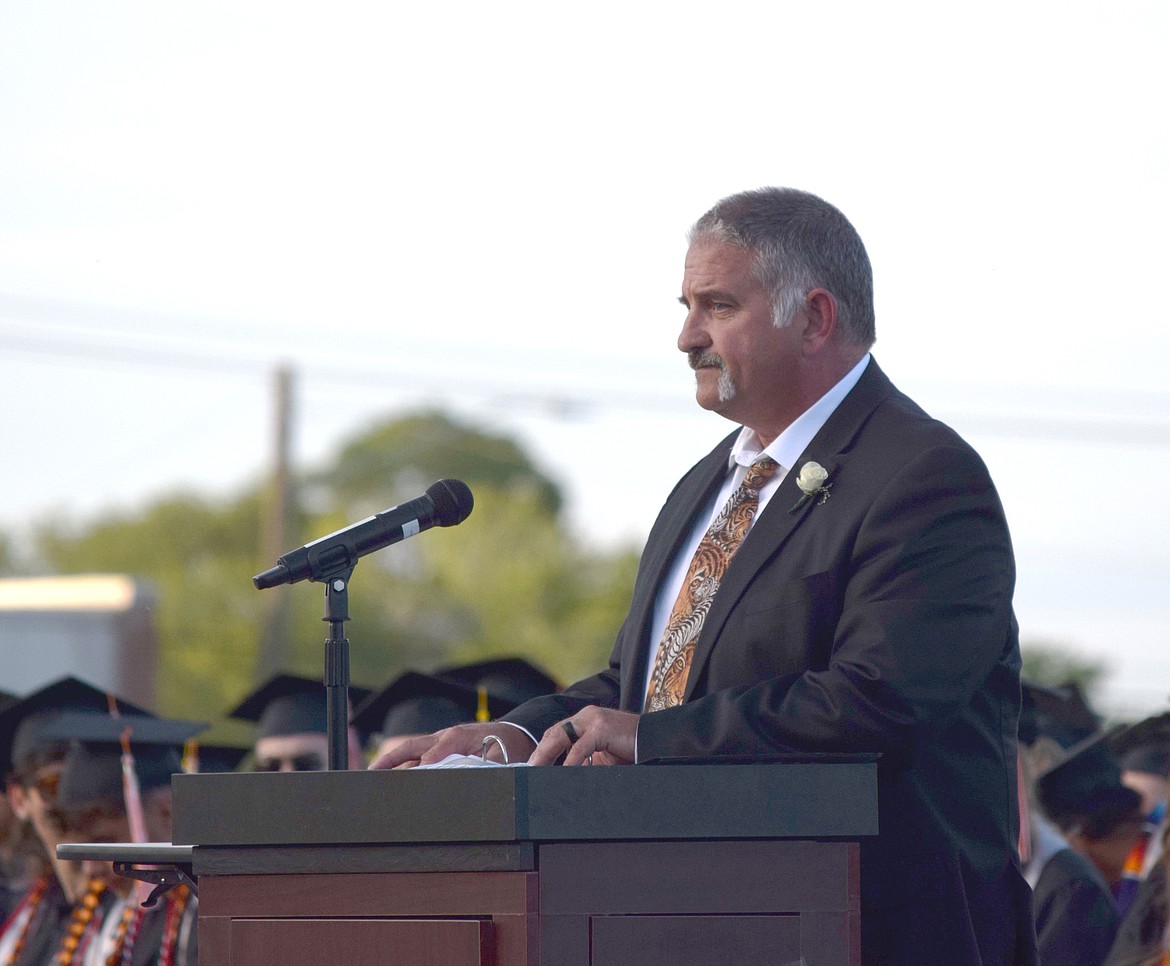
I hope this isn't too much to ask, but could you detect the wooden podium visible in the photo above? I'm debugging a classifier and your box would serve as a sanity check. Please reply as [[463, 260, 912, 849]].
[[170, 758, 877, 966]]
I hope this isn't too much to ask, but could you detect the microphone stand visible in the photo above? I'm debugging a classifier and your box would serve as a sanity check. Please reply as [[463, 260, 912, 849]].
[[252, 482, 473, 768], [321, 569, 354, 771]]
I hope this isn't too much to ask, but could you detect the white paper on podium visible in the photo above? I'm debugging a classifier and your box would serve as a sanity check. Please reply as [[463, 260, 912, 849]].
[[414, 754, 532, 769]]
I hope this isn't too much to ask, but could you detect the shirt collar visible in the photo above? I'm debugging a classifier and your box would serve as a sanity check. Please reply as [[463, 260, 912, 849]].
[[728, 353, 871, 471], [1024, 813, 1071, 886]]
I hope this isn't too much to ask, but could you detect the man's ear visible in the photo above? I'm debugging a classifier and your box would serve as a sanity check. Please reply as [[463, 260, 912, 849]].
[[7, 782, 31, 821], [802, 288, 839, 354]]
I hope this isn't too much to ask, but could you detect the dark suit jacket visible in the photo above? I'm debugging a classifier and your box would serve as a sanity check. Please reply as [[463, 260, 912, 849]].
[[505, 358, 1037, 963]]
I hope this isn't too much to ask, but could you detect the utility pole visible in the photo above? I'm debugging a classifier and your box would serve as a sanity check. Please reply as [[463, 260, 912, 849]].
[[257, 364, 296, 678]]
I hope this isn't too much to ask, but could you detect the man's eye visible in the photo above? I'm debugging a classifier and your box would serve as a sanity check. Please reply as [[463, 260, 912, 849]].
[[256, 759, 282, 772]]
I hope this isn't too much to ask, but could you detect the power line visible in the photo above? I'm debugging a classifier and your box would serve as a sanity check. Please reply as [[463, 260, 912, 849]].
[[4, 321, 1170, 447], [0, 323, 686, 414]]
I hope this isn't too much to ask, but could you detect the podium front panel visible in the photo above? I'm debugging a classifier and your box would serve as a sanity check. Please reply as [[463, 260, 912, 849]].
[[198, 872, 538, 966], [592, 915, 802, 966], [178, 762, 873, 965], [225, 918, 491, 966]]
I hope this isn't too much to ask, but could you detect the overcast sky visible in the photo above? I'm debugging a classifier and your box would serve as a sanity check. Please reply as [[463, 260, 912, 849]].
[[2, 2, 1168, 717]]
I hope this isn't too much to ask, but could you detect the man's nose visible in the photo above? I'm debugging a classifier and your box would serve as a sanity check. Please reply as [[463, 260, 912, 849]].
[[677, 310, 710, 353]]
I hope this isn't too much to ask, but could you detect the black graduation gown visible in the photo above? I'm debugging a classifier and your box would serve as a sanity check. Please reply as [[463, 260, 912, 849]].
[[1033, 847, 1120, 966]]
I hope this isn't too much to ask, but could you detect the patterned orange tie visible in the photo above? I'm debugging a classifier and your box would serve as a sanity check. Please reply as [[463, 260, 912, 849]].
[[645, 456, 781, 712]]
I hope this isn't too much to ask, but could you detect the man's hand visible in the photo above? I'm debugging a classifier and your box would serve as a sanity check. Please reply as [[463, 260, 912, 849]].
[[367, 722, 536, 770], [529, 706, 639, 766]]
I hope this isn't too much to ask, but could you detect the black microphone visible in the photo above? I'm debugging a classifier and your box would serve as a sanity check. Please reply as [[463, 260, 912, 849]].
[[253, 479, 474, 589]]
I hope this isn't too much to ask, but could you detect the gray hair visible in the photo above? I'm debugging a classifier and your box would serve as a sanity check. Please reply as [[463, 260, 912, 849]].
[[688, 187, 876, 347]]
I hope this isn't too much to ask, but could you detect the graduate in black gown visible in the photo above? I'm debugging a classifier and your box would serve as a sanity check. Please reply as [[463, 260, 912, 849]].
[[1019, 682, 1121, 966], [0, 678, 152, 966], [49, 714, 206, 966], [1030, 732, 1148, 966]]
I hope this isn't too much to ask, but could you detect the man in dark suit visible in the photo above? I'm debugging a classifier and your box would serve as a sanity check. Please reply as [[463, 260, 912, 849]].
[[372, 187, 1036, 963]]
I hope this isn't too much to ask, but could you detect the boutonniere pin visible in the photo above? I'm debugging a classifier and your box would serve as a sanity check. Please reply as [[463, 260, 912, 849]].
[[788, 461, 832, 514]]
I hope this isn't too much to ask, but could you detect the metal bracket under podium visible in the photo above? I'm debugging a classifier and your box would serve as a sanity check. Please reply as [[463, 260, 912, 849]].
[[56, 843, 197, 906]]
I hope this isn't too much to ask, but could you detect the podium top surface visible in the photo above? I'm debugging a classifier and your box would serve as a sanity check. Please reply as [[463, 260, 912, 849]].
[[171, 757, 878, 847]]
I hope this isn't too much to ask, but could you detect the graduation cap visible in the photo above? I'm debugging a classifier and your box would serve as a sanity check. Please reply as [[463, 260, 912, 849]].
[[351, 671, 514, 742], [1107, 711, 1170, 778], [228, 674, 372, 739], [1019, 679, 1101, 749], [41, 712, 244, 775], [1036, 729, 1143, 837], [53, 715, 208, 811], [39, 713, 208, 747], [435, 657, 560, 708], [0, 676, 152, 780]]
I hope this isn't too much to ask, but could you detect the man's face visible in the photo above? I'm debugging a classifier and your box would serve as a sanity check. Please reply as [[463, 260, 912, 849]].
[[10, 761, 67, 849], [678, 241, 806, 443], [254, 733, 329, 772], [1072, 815, 1146, 886]]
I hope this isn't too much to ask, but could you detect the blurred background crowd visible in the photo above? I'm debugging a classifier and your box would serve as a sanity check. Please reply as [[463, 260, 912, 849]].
[[0, 656, 558, 965], [1020, 682, 1169, 965], [0, 654, 1167, 964]]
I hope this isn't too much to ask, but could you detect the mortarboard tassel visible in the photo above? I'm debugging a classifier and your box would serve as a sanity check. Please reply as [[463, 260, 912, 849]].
[[109, 695, 152, 907], [182, 738, 199, 774]]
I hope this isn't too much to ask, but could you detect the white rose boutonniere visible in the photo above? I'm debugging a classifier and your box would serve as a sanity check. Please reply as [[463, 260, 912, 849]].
[[788, 461, 832, 514]]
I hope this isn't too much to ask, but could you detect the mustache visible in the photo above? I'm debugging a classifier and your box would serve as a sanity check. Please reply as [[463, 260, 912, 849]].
[[688, 350, 726, 371]]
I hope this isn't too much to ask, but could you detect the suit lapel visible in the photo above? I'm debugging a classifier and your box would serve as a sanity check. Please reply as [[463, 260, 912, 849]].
[[682, 358, 898, 701]]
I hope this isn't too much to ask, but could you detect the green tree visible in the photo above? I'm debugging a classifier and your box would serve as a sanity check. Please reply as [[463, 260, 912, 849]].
[[33, 490, 267, 724], [0, 532, 16, 575], [301, 411, 635, 689], [314, 409, 562, 519], [26, 410, 639, 722]]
